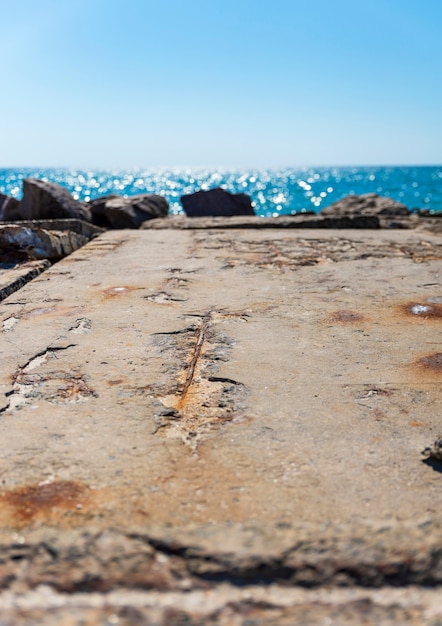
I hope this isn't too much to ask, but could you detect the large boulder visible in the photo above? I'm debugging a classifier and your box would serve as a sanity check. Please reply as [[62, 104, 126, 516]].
[[87, 195, 120, 227], [88, 194, 169, 229], [0, 193, 21, 221], [321, 193, 409, 216], [19, 179, 91, 222], [181, 188, 255, 217]]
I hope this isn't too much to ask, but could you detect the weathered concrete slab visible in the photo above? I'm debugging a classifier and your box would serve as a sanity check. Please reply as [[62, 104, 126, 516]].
[[0, 227, 442, 622]]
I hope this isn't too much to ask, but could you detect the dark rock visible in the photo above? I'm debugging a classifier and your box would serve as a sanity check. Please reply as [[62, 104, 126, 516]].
[[417, 208, 442, 218], [321, 193, 409, 216], [0, 222, 99, 261], [88, 194, 169, 229], [180, 188, 255, 217], [0, 193, 21, 221], [87, 195, 121, 227], [19, 179, 91, 222]]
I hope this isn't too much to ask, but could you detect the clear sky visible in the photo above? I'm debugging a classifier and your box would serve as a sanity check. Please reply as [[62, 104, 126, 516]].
[[1, 0, 441, 168]]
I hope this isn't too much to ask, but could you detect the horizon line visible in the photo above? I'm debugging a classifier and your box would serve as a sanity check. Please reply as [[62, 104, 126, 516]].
[[0, 163, 441, 171]]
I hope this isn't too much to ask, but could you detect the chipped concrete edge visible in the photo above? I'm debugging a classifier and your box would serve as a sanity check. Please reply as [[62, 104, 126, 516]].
[[0, 261, 50, 303], [141, 214, 442, 231], [0, 220, 103, 302], [1, 521, 441, 592]]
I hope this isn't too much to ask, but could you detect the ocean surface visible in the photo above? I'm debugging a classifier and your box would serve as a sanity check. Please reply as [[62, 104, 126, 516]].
[[0, 166, 441, 216]]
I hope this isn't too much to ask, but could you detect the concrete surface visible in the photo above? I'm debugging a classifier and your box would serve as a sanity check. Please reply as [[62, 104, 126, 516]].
[[0, 226, 442, 623]]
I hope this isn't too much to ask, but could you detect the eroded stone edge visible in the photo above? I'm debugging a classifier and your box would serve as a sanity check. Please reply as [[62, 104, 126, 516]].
[[0, 521, 441, 593]]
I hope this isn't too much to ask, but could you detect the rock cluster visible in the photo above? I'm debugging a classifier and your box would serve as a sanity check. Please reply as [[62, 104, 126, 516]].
[[0, 180, 258, 228], [1, 179, 437, 232], [88, 193, 169, 228], [320, 192, 409, 216], [0, 179, 169, 229]]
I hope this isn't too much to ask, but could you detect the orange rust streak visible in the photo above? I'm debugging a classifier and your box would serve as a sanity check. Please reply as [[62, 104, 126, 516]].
[[0, 480, 89, 523], [417, 352, 442, 373], [178, 313, 212, 409], [328, 310, 365, 323]]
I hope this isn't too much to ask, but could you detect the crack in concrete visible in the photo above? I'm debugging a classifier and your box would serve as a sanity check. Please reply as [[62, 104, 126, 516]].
[[143, 291, 187, 303], [151, 311, 248, 450], [12, 345, 77, 380], [0, 344, 98, 413], [1, 316, 19, 333], [178, 311, 212, 406]]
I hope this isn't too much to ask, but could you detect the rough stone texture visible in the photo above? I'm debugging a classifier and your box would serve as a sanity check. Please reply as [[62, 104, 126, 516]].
[[0, 193, 21, 221], [1, 585, 441, 625], [0, 522, 441, 592], [11, 219, 103, 239], [87, 194, 120, 227], [19, 179, 91, 222], [0, 524, 442, 624], [181, 187, 255, 217], [0, 261, 49, 302], [145, 214, 384, 229], [142, 213, 437, 231], [418, 208, 442, 218], [0, 227, 442, 622], [321, 192, 410, 216], [0, 220, 101, 300], [0, 222, 101, 261], [88, 194, 169, 228]]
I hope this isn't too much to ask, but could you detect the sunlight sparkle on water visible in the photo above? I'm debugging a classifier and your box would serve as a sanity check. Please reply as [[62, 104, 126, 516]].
[[0, 166, 441, 215]]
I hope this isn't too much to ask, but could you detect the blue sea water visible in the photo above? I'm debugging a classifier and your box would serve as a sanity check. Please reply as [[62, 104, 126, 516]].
[[0, 166, 441, 216]]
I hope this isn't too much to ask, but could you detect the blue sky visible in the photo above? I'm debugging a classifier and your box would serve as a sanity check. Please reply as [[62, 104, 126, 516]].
[[1, 0, 441, 167]]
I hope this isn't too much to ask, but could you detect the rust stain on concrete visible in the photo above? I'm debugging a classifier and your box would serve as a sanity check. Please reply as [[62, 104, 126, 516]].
[[21, 305, 86, 320], [409, 420, 425, 428], [0, 480, 90, 524], [400, 301, 442, 320], [177, 312, 212, 409], [416, 352, 442, 373], [22, 305, 57, 317], [328, 310, 366, 323], [102, 286, 140, 298], [151, 310, 248, 451]]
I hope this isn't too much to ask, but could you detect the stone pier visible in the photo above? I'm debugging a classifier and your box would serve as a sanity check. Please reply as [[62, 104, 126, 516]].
[[0, 222, 441, 624]]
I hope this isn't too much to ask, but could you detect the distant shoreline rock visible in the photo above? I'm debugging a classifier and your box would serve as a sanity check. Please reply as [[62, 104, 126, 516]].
[[20, 178, 92, 222], [1, 180, 440, 231], [0, 193, 21, 221], [181, 188, 255, 217], [89, 194, 168, 228], [320, 193, 409, 217]]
